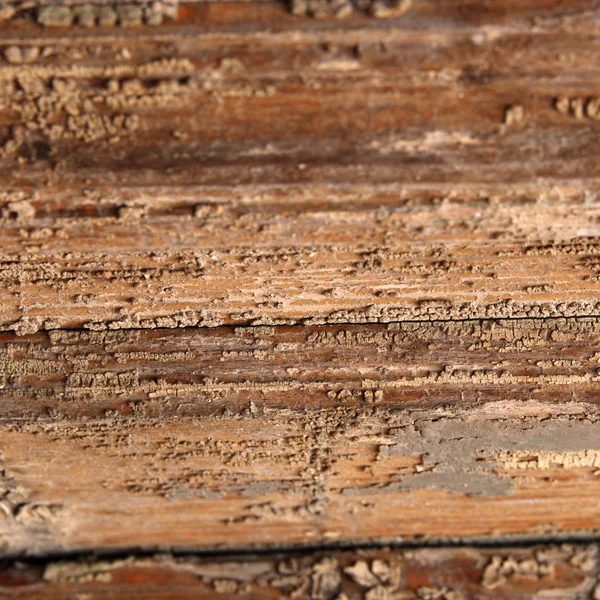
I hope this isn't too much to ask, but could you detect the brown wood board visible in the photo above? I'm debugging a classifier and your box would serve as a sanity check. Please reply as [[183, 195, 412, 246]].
[[1, 0, 600, 579]]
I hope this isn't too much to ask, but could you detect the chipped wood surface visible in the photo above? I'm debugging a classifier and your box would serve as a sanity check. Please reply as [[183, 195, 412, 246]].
[[2, 544, 600, 599], [5, 404, 600, 556], [1, 0, 600, 587], [3, 0, 600, 330]]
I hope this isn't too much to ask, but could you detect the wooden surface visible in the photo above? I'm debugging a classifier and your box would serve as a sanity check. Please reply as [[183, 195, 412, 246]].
[[2, 0, 600, 595], [3, 0, 600, 330], [2, 544, 600, 599]]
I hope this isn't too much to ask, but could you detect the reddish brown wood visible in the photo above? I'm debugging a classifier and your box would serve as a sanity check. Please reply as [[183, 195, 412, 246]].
[[1, 544, 599, 599]]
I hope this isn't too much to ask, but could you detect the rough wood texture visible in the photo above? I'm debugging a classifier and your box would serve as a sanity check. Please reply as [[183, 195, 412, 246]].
[[1, 0, 600, 331], [1, 0, 600, 576], [2, 544, 600, 599], [3, 317, 600, 418], [6, 403, 600, 556], [4, 317, 600, 554]]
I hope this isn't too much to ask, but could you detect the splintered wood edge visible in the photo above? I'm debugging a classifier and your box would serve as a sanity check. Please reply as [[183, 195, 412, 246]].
[[1, 543, 600, 599]]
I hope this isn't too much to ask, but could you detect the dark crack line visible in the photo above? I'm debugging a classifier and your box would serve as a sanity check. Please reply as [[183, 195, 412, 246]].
[[4, 531, 600, 565]]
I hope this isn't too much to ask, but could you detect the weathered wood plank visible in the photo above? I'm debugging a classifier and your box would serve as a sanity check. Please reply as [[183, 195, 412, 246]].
[[1, 543, 599, 599], [0, 1, 600, 330], [4, 317, 600, 554], [1, 317, 600, 418], [3, 399, 600, 554], [2, 0, 600, 564]]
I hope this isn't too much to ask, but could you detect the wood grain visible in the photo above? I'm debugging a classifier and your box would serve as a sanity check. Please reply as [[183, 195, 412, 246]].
[[1, 317, 600, 419], [1, 543, 600, 599], [1, 0, 600, 567], [3, 390, 600, 554], [1, 1, 600, 330]]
